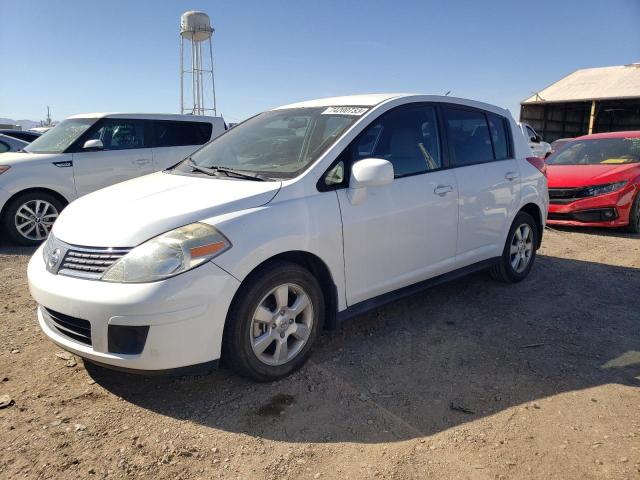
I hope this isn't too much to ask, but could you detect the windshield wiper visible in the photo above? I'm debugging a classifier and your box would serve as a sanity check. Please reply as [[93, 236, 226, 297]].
[[210, 166, 267, 181], [185, 158, 266, 181]]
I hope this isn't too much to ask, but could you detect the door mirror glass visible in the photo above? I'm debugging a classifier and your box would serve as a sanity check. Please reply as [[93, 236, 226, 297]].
[[82, 139, 104, 150], [350, 158, 394, 188]]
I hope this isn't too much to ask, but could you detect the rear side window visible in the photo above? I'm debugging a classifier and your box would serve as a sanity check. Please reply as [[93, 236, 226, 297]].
[[487, 113, 510, 160], [153, 121, 213, 147], [444, 107, 494, 166]]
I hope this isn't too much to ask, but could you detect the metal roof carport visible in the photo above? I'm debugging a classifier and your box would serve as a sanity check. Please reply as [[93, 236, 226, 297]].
[[520, 64, 640, 142]]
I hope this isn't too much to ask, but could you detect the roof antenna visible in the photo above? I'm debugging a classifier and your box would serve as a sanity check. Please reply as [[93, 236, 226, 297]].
[[444, 90, 451, 96]]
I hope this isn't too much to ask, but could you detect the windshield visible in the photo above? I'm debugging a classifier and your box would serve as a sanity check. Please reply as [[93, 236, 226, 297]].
[[25, 118, 96, 154], [174, 107, 364, 178], [546, 137, 640, 165]]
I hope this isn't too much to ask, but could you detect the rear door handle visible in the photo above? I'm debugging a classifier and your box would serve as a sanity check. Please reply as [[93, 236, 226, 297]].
[[133, 158, 151, 166], [505, 171, 519, 181], [434, 185, 453, 196]]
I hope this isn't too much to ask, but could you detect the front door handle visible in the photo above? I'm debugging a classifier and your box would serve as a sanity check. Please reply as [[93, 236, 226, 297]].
[[505, 171, 519, 181], [133, 159, 151, 166], [434, 185, 453, 196]]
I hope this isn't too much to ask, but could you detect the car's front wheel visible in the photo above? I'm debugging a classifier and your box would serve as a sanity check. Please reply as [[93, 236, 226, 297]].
[[2, 191, 63, 246], [626, 192, 640, 234], [490, 211, 538, 283], [222, 261, 324, 381]]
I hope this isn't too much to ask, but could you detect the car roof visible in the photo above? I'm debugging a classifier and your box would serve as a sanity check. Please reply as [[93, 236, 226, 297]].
[[0, 129, 40, 135], [0, 133, 28, 145], [274, 93, 512, 117], [275, 93, 406, 109], [576, 131, 640, 140], [66, 113, 223, 123]]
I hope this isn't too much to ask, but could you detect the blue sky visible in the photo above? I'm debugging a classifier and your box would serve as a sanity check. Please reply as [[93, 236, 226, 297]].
[[1, 0, 638, 123]]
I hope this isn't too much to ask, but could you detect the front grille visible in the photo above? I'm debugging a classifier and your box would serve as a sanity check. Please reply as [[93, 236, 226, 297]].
[[44, 307, 92, 345], [548, 187, 590, 204], [59, 246, 131, 280]]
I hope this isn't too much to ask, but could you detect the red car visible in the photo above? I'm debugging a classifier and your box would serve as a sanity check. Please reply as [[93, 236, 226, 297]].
[[546, 131, 640, 232]]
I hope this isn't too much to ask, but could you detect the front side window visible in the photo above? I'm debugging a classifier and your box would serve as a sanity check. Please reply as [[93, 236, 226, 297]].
[[85, 119, 145, 151], [444, 107, 494, 166], [546, 137, 640, 165], [24, 118, 96, 154], [350, 105, 442, 177], [526, 125, 538, 140], [176, 108, 361, 178], [0, 141, 9, 153], [154, 121, 212, 147]]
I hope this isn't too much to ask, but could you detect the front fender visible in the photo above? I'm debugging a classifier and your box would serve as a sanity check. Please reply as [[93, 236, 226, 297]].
[[0, 164, 76, 209], [203, 192, 347, 311]]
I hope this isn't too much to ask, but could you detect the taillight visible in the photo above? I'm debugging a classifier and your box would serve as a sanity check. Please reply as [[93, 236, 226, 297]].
[[526, 157, 547, 177]]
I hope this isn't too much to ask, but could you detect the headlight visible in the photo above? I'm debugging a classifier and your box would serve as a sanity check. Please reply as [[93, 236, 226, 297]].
[[0, 166, 10, 175], [584, 181, 627, 197], [101, 223, 231, 283], [42, 234, 56, 264]]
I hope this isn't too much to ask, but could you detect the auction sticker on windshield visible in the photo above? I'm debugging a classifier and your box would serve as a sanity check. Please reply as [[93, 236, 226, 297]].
[[322, 106, 368, 115]]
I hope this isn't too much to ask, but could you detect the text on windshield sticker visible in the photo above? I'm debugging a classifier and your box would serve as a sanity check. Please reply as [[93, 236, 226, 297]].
[[322, 107, 368, 116]]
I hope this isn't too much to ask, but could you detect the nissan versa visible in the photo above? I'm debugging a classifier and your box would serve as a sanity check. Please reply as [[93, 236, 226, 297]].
[[28, 94, 548, 381]]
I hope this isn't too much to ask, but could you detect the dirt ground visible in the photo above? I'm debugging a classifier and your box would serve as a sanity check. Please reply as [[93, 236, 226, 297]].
[[0, 227, 639, 480]]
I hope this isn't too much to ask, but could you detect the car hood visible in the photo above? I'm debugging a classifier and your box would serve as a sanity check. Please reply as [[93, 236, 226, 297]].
[[0, 151, 69, 166], [53, 171, 282, 247], [546, 163, 639, 188]]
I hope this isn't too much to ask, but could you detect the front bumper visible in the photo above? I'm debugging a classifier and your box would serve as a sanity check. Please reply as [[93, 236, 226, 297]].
[[547, 185, 636, 228], [0, 186, 11, 215], [28, 245, 240, 371]]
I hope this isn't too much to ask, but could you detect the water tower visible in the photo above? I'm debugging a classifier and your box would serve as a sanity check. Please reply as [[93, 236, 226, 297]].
[[180, 11, 217, 116]]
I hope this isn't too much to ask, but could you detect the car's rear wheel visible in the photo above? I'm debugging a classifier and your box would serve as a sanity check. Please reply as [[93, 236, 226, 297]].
[[490, 211, 538, 283], [2, 191, 63, 246], [222, 261, 324, 381], [625, 192, 640, 234]]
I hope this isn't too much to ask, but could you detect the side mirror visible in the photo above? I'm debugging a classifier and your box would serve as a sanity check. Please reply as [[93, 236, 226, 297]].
[[83, 139, 104, 151], [348, 158, 394, 205], [530, 135, 541, 143]]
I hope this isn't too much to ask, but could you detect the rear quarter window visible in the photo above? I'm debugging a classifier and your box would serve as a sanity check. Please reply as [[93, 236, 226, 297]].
[[487, 113, 510, 160], [153, 121, 213, 147]]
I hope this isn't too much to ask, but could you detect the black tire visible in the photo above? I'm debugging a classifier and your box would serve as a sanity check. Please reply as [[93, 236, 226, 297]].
[[2, 191, 64, 246], [490, 211, 538, 283], [222, 260, 324, 381], [625, 192, 640, 234]]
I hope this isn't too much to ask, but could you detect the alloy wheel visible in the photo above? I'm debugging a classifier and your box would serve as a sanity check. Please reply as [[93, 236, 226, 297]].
[[250, 283, 314, 366], [14, 199, 58, 241], [510, 223, 534, 273]]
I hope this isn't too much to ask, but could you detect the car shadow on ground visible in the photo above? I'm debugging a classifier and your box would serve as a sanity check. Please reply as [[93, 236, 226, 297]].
[[0, 241, 37, 256], [80, 254, 639, 444], [547, 225, 639, 239]]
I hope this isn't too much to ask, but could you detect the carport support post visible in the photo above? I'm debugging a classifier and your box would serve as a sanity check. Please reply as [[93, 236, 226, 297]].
[[588, 100, 597, 134]]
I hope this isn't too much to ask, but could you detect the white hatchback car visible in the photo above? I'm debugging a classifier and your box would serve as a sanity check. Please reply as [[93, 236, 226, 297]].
[[28, 94, 548, 381], [0, 113, 226, 245]]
